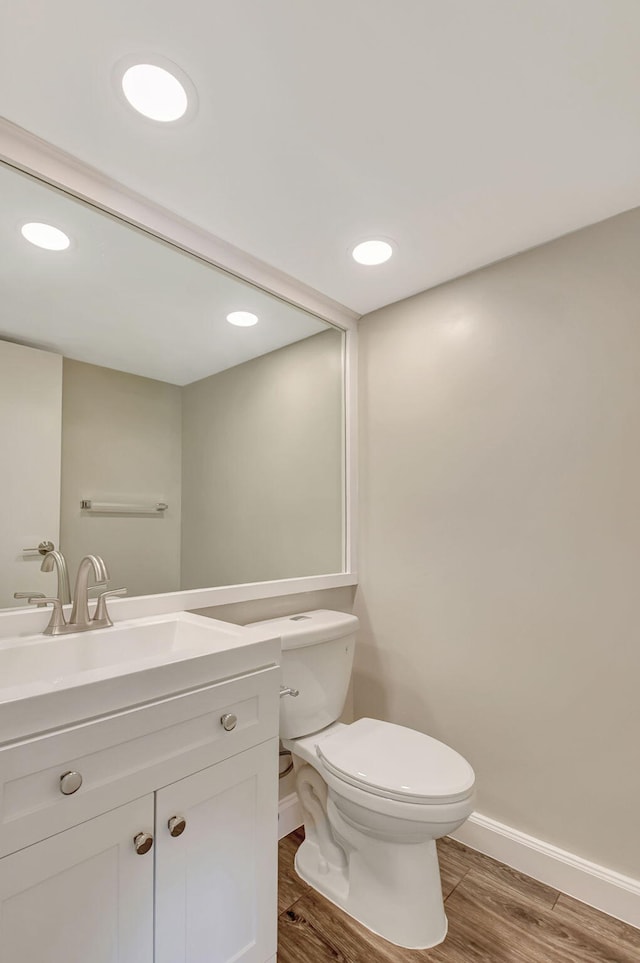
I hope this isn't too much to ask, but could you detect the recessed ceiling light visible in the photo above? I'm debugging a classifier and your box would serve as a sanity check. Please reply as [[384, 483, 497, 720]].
[[21, 222, 70, 251], [121, 63, 189, 122], [227, 311, 259, 327], [352, 239, 393, 265]]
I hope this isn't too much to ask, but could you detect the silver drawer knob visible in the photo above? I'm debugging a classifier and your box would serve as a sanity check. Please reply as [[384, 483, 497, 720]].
[[60, 771, 83, 795], [221, 713, 237, 731], [168, 815, 187, 837], [134, 832, 154, 855]]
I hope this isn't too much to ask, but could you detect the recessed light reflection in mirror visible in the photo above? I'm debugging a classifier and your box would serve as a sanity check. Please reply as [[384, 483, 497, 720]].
[[21, 222, 70, 251], [227, 311, 259, 327]]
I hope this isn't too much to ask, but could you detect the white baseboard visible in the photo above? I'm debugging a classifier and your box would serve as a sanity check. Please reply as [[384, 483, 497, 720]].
[[278, 791, 304, 840], [452, 812, 640, 930]]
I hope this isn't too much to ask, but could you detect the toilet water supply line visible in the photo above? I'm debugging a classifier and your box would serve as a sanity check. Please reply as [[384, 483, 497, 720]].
[[295, 764, 347, 870], [279, 748, 294, 778], [278, 685, 299, 779]]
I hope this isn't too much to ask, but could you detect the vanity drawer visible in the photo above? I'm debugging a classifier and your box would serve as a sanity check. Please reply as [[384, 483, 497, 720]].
[[0, 666, 279, 856]]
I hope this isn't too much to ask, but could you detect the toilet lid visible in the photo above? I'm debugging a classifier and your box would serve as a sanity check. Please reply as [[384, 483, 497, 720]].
[[316, 718, 475, 804]]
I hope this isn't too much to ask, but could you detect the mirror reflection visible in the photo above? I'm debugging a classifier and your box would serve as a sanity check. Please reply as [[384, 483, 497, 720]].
[[0, 163, 344, 609]]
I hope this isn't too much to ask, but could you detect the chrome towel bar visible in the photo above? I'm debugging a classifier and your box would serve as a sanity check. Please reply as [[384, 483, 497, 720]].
[[80, 500, 168, 514]]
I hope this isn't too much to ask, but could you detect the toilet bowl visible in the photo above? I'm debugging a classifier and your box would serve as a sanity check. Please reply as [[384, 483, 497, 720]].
[[249, 610, 475, 950]]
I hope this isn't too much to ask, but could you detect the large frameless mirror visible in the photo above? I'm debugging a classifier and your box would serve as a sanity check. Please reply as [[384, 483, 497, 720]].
[[0, 162, 345, 609]]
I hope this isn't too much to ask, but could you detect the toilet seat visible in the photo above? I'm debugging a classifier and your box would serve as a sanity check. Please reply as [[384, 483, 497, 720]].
[[316, 718, 475, 805]]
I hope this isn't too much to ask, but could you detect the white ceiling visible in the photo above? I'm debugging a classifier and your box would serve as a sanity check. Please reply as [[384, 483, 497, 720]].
[[0, 163, 327, 385], [1, 1, 640, 315]]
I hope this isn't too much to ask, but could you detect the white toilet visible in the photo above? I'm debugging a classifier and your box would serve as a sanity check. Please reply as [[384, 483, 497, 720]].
[[252, 610, 476, 949]]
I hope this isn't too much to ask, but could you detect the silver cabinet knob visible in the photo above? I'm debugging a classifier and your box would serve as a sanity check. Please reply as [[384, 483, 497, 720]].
[[134, 832, 154, 855], [220, 713, 237, 731], [168, 815, 187, 837], [60, 771, 83, 795]]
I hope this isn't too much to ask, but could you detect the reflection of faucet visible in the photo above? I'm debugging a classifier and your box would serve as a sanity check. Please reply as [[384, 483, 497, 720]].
[[14, 551, 70, 607], [14, 591, 47, 607], [40, 551, 71, 605], [69, 555, 109, 628]]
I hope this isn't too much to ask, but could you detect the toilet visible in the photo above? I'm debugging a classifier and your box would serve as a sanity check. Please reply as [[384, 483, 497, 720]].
[[251, 609, 475, 950]]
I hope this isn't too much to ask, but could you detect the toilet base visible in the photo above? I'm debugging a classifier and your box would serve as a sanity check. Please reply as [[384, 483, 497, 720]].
[[293, 831, 449, 950], [295, 836, 349, 904]]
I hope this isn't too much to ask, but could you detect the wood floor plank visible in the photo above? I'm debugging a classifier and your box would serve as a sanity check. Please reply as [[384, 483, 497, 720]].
[[553, 895, 640, 954], [442, 838, 559, 909], [436, 838, 470, 899], [278, 827, 309, 914], [431, 869, 640, 963], [278, 896, 350, 963]]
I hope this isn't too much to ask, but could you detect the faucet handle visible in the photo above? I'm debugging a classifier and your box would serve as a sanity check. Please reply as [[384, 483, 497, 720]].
[[14, 591, 47, 607], [87, 582, 108, 596], [26, 597, 67, 634], [93, 588, 127, 626]]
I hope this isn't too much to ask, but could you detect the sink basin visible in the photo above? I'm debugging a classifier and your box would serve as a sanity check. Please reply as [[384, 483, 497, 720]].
[[0, 614, 244, 689], [0, 612, 280, 744]]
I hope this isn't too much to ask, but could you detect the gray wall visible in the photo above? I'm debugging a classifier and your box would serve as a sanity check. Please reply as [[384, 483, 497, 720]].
[[61, 359, 182, 596], [181, 329, 344, 589], [355, 207, 640, 879], [59, 329, 344, 597]]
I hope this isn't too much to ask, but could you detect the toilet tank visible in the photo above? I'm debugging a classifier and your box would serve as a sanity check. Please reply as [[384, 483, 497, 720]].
[[248, 610, 359, 739]]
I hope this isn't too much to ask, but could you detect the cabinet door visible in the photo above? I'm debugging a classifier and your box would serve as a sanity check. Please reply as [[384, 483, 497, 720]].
[[155, 738, 278, 963], [0, 795, 154, 963]]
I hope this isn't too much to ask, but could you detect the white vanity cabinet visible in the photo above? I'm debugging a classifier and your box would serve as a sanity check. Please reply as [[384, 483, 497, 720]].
[[0, 663, 280, 963]]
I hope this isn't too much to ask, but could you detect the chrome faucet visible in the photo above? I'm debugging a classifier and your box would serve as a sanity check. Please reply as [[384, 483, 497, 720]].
[[69, 554, 109, 627], [22, 554, 126, 635]]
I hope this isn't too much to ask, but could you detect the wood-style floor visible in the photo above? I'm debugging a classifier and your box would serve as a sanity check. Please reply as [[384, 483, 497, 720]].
[[278, 829, 640, 963]]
